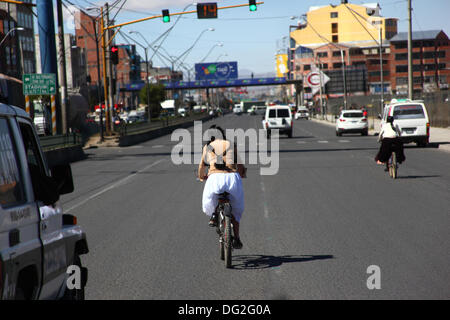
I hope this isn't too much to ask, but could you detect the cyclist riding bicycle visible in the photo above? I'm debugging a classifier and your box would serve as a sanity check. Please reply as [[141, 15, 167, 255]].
[[198, 125, 247, 250], [375, 116, 406, 166]]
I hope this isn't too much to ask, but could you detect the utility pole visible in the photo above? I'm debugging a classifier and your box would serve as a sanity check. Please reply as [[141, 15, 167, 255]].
[[92, 16, 104, 141], [101, 5, 110, 135], [106, 2, 114, 133], [56, 0, 68, 134], [341, 49, 348, 110], [379, 26, 384, 114], [407, 0, 413, 100]]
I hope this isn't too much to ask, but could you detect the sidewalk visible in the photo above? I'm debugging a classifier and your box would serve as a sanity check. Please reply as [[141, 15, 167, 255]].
[[309, 115, 450, 153]]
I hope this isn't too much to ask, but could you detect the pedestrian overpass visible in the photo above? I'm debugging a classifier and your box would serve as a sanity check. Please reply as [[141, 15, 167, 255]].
[[120, 77, 302, 91]]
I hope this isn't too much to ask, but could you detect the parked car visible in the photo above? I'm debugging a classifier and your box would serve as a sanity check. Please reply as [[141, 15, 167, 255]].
[[295, 106, 310, 120], [0, 103, 88, 300], [262, 105, 293, 138], [336, 110, 368, 136], [380, 99, 430, 147]]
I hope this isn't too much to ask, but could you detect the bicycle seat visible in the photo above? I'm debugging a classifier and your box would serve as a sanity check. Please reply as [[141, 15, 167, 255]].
[[217, 192, 230, 200]]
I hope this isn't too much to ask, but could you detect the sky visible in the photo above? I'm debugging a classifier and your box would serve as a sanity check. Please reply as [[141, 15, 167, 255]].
[[59, 0, 450, 77]]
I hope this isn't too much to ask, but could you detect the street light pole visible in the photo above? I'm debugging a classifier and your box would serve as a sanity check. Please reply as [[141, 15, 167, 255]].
[[407, 0, 413, 100], [0, 27, 25, 47], [379, 27, 384, 114]]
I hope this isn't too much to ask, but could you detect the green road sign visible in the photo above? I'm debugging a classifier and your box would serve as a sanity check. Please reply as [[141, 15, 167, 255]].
[[23, 73, 57, 95]]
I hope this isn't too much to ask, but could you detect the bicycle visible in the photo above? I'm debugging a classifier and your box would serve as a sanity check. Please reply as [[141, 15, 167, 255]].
[[196, 171, 235, 269], [215, 192, 235, 268], [388, 151, 398, 179]]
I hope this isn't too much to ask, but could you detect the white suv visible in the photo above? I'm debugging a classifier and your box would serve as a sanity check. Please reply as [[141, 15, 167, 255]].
[[262, 105, 293, 138], [336, 110, 368, 136], [381, 99, 430, 147]]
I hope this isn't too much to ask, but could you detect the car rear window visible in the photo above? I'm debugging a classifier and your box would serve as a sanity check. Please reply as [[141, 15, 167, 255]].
[[343, 112, 363, 118], [277, 109, 290, 118], [268, 109, 276, 118], [393, 104, 425, 119]]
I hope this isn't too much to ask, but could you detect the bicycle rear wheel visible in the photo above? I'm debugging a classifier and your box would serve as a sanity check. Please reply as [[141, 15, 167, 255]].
[[392, 152, 398, 179], [224, 215, 232, 268]]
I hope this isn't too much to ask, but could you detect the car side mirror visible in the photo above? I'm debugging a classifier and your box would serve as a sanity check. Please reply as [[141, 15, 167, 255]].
[[51, 164, 74, 195], [377, 114, 382, 120]]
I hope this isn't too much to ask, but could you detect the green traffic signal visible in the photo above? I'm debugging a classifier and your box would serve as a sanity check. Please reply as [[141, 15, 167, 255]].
[[162, 9, 170, 23], [249, 5, 257, 11], [249, 0, 257, 11]]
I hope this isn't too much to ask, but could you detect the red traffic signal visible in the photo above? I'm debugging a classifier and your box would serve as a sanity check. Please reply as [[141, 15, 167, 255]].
[[111, 46, 119, 64]]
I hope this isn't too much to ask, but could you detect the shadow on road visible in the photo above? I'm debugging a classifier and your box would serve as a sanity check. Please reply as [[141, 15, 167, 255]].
[[396, 175, 441, 179], [231, 254, 334, 270]]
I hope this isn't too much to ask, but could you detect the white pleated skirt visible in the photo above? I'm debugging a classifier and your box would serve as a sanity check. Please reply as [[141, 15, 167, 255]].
[[202, 172, 244, 222]]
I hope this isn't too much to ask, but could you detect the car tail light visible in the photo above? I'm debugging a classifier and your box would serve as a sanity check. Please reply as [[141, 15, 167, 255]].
[[426, 123, 430, 136], [63, 214, 77, 226], [340, 119, 346, 122], [265, 122, 268, 129], [361, 118, 367, 122]]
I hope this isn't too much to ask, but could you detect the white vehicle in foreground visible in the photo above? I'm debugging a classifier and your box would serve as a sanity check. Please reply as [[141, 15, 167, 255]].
[[262, 105, 293, 138], [295, 106, 310, 120], [336, 110, 368, 136], [0, 103, 89, 300], [381, 99, 430, 147]]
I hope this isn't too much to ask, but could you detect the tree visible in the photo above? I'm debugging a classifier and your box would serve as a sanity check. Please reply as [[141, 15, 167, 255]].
[[139, 83, 166, 119]]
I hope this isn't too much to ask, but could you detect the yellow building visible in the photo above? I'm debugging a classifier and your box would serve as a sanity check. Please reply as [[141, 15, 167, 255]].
[[291, 2, 397, 49]]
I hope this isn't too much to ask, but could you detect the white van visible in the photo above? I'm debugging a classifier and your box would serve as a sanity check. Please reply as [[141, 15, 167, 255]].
[[262, 105, 293, 138], [381, 99, 430, 146]]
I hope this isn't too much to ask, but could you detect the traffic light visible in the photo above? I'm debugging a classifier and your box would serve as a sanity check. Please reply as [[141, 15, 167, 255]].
[[162, 9, 170, 23], [111, 46, 119, 64], [249, 0, 257, 11]]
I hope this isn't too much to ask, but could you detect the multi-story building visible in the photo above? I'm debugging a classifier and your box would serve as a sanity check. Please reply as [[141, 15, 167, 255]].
[[74, 9, 103, 86], [291, 1, 397, 49], [35, 34, 87, 90], [389, 30, 450, 95], [0, 0, 36, 78], [290, 1, 396, 96]]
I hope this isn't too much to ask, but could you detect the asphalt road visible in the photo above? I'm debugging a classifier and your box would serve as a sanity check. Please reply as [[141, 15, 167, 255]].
[[61, 113, 450, 300]]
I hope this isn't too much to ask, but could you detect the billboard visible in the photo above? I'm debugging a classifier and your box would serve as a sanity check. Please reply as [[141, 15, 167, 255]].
[[275, 54, 288, 78], [195, 61, 238, 81]]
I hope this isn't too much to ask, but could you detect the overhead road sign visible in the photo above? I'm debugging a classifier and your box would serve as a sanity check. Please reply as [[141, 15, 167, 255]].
[[23, 73, 56, 95], [195, 62, 238, 81], [164, 77, 291, 90]]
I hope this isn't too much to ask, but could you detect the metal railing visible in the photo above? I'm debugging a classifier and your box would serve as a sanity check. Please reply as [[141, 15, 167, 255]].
[[117, 113, 212, 137], [39, 133, 82, 151]]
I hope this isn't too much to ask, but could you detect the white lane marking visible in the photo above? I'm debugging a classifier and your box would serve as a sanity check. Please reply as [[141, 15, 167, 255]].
[[317, 140, 329, 143], [260, 180, 269, 219], [65, 159, 164, 213], [152, 145, 164, 148], [297, 141, 306, 144], [339, 140, 351, 143]]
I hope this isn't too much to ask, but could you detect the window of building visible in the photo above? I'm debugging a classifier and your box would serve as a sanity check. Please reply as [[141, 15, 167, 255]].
[[333, 62, 343, 69], [413, 77, 422, 84], [322, 63, 328, 69], [396, 65, 408, 73], [396, 77, 408, 85], [350, 48, 363, 56], [317, 52, 328, 58], [332, 35, 338, 43], [331, 12, 338, 18], [394, 42, 407, 49], [438, 63, 446, 70], [333, 50, 344, 57], [353, 61, 366, 67], [439, 76, 447, 84], [331, 23, 338, 34], [423, 64, 436, 71], [436, 51, 446, 58], [303, 65, 311, 71], [395, 53, 408, 60]]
